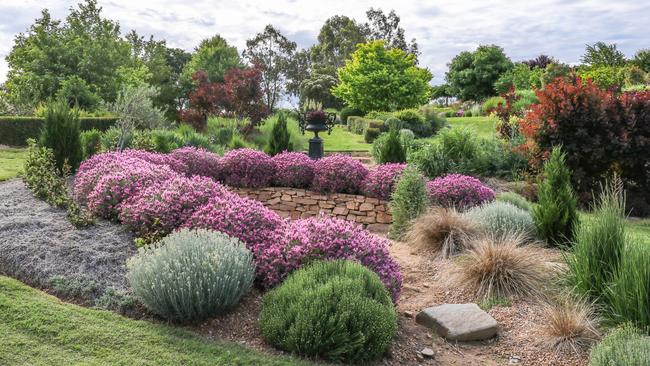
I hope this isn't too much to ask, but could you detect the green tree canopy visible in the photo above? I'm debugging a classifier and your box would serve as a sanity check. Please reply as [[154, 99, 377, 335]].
[[632, 49, 650, 73], [445, 44, 513, 101], [581, 42, 627, 67], [333, 40, 432, 112], [310, 15, 368, 70], [182, 35, 242, 84]]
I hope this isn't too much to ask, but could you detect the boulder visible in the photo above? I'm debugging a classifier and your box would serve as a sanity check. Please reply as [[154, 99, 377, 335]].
[[416, 303, 498, 341]]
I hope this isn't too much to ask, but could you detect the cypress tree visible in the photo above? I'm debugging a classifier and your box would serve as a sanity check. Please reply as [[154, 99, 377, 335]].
[[266, 112, 293, 155]]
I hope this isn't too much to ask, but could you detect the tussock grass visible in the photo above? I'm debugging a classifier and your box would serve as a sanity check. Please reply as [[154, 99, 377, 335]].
[[405, 206, 478, 258], [540, 296, 600, 355]]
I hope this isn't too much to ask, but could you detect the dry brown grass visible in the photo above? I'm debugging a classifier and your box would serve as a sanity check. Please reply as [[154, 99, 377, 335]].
[[405, 207, 479, 258], [540, 296, 600, 355], [453, 233, 551, 300]]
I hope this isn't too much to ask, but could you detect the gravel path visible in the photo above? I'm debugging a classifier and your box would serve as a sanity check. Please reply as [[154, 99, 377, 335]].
[[0, 179, 137, 311]]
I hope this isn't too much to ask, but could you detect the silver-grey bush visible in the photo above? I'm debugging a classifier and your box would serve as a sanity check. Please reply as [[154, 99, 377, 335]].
[[466, 201, 537, 239], [127, 228, 254, 323]]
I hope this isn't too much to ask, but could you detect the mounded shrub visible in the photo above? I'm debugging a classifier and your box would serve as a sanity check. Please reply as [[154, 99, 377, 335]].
[[311, 154, 368, 194], [427, 174, 495, 210], [390, 166, 430, 240], [169, 146, 221, 179], [590, 323, 650, 365], [127, 229, 254, 323], [182, 194, 286, 270], [497, 191, 532, 211], [80, 129, 102, 159], [533, 147, 578, 246], [339, 106, 364, 124], [362, 163, 407, 200], [259, 260, 397, 364], [256, 216, 403, 302], [395, 108, 431, 137], [466, 201, 537, 239], [219, 148, 275, 188], [378, 127, 407, 164], [271, 151, 314, 188], [118, 175, 229, 238], [364, 127, 381, 143]]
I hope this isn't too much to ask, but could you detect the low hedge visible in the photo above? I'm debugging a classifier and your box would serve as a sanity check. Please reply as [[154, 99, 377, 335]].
[[0, 116, 118, 146], [347, 117, 384, 135]]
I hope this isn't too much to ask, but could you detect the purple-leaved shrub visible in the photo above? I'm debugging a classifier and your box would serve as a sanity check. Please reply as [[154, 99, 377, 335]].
[[312, 154, 368, 194], [427, 174, 495, 210]]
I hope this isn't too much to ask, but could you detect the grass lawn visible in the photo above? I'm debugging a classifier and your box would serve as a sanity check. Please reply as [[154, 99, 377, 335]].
[[580, 212, 650, 245], [0, 147, 27, 181], [0, 276, 309, 366], [445, 116, 498, 139]]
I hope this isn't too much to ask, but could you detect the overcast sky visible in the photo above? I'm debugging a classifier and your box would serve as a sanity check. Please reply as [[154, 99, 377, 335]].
[[0, 0, 649, 85]]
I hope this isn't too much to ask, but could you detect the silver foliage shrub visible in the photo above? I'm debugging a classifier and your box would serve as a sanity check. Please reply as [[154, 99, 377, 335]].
[[127, 228, 255, 323], [466, 201, 537, 239]]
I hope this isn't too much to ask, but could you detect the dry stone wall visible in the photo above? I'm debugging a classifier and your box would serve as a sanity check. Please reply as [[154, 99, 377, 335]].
[[232, 187, 392, 234]]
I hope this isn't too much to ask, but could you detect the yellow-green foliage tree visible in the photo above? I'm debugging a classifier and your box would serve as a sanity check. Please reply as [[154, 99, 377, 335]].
[[333, 40, 432, 112]]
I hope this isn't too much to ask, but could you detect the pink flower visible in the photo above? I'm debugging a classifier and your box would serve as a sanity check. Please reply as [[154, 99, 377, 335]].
[[219, 148, 275, 188], [272, 152, 314, 188], [362, 163, 407, 200], [312, 154, 369, 194], [170, 147, 221, 180], [427, 174, 495, 210]]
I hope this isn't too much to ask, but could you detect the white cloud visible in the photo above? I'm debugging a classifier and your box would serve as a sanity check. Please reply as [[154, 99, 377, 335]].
[[0, 0, 649, 85]]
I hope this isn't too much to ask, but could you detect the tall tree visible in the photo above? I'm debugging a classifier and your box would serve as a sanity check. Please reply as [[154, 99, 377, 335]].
[[5, 0, 131, 109], [365, 8, 419, 60], [333, 40, 432, 112], [310, 15, 368, 70], [182, 35, 242, 84], [445, 45, 513, 101], [243, 25, 296, 111], [581, 42, 627, 67], [285, 49, 312, 97], [633, 49, 650, 73]]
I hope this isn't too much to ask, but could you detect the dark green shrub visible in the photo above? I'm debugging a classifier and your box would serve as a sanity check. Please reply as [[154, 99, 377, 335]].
[[151, 129, 183, 153], [566, 178, 625, 301], [368, 119, 386, 131], [40, 100, 83, 172], [127, 229, 255, 323], [590, 324, 650, 365], [212, 127, 234, 146], [419, 105, 447, 133], [395, 108, 432, 137], [130, 130, 155, 151], [259, 260, 397, 364], [0, 116, 116, 146], [379, 128, 406, 164], [533, 147, 578, 246], [364, 127, 381, 143], [266, 112, 293, 155], [100, 127, 127, 151], [364, 111, 394, 121], [607, 243, 650, 332], [80, 129, 102, 159], [339, 106, 364, 124], [384, 116, 403, 131], [390, 166, 429, 239]]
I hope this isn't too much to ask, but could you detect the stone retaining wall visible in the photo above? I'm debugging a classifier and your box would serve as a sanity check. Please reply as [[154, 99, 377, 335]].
[[233, 187, 392, 234]]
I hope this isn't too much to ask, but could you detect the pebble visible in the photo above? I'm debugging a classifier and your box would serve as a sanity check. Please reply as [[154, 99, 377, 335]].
[[403, 310, 414, 318], [420, 348, 435, 358], [509, 355, 521, 364]]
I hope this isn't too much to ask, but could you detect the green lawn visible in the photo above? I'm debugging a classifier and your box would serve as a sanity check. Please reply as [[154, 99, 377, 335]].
[[0, 276, 309, 366], [580, 212, 650, 245], [0, 147, 27, 181], [445, 116, 498, 139]]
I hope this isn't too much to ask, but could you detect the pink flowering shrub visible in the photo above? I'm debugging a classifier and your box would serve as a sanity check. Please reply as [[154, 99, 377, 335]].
[[86, 161, 177, 219], [362, 163, 407, 200], [115, 149, 187, 172], [427, 174, 495, 210], [169, 147, 221, 179], [118, 175, 229, 237], [256, 216, 403, 302], [182, 194, 286, 268], [272, 152, 314, 188], [311, 154, 369, 194], [219, 148, 276, 188]]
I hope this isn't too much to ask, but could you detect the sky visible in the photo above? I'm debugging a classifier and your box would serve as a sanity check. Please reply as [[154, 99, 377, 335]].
[[0, 0, 649, 86]]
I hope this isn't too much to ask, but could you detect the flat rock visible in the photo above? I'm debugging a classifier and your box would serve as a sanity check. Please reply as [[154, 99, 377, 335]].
[[416, 303, 498, 341]]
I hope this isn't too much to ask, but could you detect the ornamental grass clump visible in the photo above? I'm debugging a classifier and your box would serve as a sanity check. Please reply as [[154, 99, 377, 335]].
[[259, 260, 397, 364], [427, 174, 495, 210], [590, 323, 650, 365], [169, 146, 221, 179], [271, 152, 314, 188], [405, 206, 478, 258], [118, 175, 229, 239], [127, 229, 255, 323], [219, 148, 275, 188], [466, 201, 537, 240], [362, 163, 407, 200], [540, 296, 600, 355], [389, 166, 430, 240], [311, 154, 369, 194], [454, 233, 550, 300], [257, 216, 402, 302]]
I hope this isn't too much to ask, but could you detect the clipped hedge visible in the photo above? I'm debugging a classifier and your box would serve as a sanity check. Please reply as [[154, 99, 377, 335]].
[[347, 116, 383, 135], [0, 116, 118, 146]]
